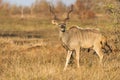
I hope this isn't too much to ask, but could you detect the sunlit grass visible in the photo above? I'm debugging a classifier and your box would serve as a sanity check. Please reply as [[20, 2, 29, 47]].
[[0, 38, 119, 80]]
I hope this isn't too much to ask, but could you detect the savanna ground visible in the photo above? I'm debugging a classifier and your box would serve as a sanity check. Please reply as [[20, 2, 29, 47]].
[[0, 17, 120, 80]]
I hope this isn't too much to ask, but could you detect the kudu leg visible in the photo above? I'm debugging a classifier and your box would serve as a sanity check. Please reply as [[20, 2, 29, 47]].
[[94, 45, 103, 64], [64, 50, 72, 71], [75, 48, 80, 68], [105, 43, 112, 53]]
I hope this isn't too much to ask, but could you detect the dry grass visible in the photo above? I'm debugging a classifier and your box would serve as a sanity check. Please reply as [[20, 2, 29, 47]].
[[0, 37, 120, 80], [0, 18, 120, 80]]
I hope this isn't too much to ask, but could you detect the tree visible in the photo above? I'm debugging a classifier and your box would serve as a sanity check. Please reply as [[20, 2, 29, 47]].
[[30, 3, 35, 15], [20, 6, 24, 19], [0, 2, 10, 16], [74, 0, 95, 19], [55, 0, 66, 13], [9, 4, 20, 15]]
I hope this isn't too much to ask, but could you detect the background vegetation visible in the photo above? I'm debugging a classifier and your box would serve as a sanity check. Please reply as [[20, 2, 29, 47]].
[[0, 0, 120, 80]]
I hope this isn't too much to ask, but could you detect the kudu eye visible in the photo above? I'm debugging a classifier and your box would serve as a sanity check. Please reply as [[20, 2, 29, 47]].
[[58, 24, 61, 27]]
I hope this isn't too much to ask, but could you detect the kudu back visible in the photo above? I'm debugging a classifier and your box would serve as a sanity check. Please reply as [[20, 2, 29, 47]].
[[50, 5, 109, 71]]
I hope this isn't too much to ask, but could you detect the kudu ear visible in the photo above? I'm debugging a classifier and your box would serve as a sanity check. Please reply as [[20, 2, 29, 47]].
[[51, 20, 58, 25]]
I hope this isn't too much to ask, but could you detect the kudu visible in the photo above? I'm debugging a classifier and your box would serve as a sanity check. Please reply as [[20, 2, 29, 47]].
[[50, 5, 108, 71]]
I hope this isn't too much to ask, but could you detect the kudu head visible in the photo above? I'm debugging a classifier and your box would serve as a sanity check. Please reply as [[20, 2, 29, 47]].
[[50, 5, 73, 32]]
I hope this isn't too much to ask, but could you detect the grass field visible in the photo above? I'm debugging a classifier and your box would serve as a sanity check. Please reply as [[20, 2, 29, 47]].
[[0, 17, 120, 80]]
